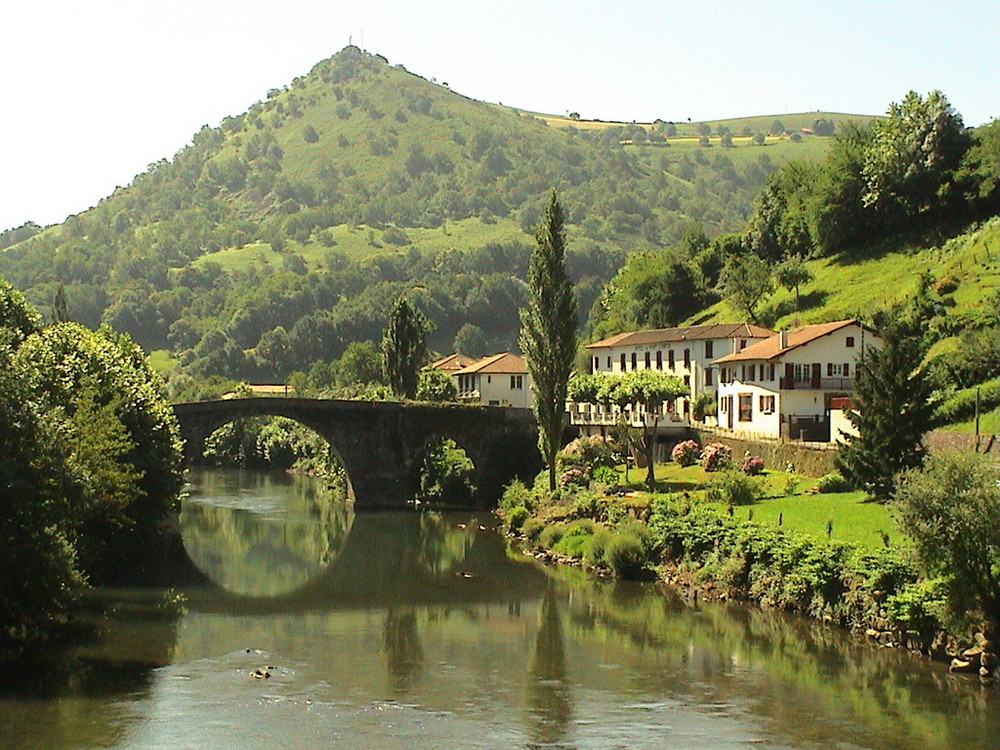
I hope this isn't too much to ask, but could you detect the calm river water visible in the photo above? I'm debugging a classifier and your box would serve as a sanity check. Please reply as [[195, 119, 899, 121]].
[[2, 467, 998, 749]]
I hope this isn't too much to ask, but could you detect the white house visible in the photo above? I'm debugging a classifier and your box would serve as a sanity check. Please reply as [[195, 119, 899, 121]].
[[452, 352, 532, 408], [712, 319, 880, 442], [580, 322, 774, 426]]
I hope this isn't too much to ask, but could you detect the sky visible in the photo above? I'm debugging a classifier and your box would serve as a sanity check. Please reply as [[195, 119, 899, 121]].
[[1, 0, 997, 232]]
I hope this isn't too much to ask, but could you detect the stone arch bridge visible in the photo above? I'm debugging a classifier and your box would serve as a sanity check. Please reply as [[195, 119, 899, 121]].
[[171, 398, 541, 508]]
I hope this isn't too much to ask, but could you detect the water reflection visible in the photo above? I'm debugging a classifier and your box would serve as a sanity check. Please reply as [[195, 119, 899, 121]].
[[525, 584, 572, 748], [181, 468, 353, 597], [382, 607, 424, 696], [3, 469, 999, 750]]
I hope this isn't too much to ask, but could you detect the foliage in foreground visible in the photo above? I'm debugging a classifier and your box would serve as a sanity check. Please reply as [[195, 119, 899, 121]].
[[893, 452, 1000, 629], [1, 293, 184, 644]]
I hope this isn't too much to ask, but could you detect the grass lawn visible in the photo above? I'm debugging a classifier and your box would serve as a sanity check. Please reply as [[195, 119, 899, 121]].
[[618, 460, 898, 550]]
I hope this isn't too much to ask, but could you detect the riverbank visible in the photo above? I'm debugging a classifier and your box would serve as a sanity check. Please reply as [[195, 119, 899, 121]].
[[496, 474, 999, 684]]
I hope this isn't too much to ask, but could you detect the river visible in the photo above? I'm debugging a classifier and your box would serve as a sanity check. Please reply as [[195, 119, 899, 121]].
[[1, 467, 997, 749]]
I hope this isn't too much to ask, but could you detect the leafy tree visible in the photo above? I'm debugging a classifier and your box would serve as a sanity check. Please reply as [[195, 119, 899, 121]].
[[718, 253, 774, 322], [697, 123, 711, 136], [0, 277, 42, 344], [302, 124, 319, 143], [770, 120, 786, 135], [52, 283, 69, 323], [520, 191, 577, 491], [720, 132, 733, 148], [569, 370, 686, 489], [835, 314, 935, 501], [775, 253, 814, 309], [453, 323, 489, 358], [381, 296, 429, 399], [893, 451, 1000, 629], [811, 118, 835, 135], [13, 323, 184, 582], [335, 340, 385, 387], [0, 340, 83, 639], [753, 132, 766, 146], [416, 368, 457, 402], [862, 90, 967, 223]]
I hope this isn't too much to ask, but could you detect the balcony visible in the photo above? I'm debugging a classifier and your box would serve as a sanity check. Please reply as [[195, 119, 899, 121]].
[[779, 377, 854, 391]]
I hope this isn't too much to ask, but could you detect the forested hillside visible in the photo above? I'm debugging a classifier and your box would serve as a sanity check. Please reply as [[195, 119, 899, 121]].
[[0, 46, 849, 382]]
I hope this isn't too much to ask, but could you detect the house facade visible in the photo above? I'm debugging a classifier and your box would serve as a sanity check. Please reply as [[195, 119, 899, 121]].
[[712, 319, 880, 442], [576, 322, 774, 430], [451, 352, 532, 408]]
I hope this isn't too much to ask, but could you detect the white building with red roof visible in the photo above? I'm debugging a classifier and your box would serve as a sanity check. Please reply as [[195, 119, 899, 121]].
[[451, 352, 532, 408], [583, 322, 774, 423], [712, 319, 880, 441]]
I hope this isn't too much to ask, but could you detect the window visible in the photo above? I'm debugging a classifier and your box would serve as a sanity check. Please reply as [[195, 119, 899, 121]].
[[510, 375, 523, 390], [793, 363, 810, 383], [656, 350, 662, 369], [705, 368, 713, 386], [631, 352, 637, 370], [668, 350, 674, 369], [606, 356, 611, 369], [843, 363, 850, 376], [620, 353, 626, 372], [768, 363, 775, 381], [740, 339, 747, 350], [683, 375, 690, 387], [683, 349, 690, 368], [738, 393, 753, 422], [644, 351, 651, 369], [705, 340, 714, 358], [593, 356, 599, 372], [846, 336, 855, 347], [759, 395, 775, 414]]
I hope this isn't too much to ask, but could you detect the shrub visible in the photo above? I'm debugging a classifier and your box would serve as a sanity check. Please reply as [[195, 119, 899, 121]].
[[604, 531, 648, 579], [706, 471, 764, 506], [591, 465, 619, 487], [559, 467, 589, 488], [739, 454, 765, 475], [538, 523, 567, 549], [500, 479, 535, 514], [571, 489, 603, 518], [558, 435, 617, 473], [671, 439, 701, 467], [700, 442, 732, 472], [505, 505, 530, 531], [815, 472, 853, 493], [583, 528, 612, 568], [521, 517, 545, 541]]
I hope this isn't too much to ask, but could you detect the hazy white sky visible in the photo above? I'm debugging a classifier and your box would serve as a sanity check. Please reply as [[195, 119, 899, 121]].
[[1, 0, 997, 232]]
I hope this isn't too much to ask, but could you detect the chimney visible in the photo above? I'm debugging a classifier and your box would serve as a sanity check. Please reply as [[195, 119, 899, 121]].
[[779, 329, 788, 350]]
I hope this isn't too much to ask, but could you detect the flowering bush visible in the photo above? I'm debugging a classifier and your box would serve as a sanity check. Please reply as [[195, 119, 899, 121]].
[[559, 468, 589, 488], [700, 442, 733, 472], [739, 454, 765, 475], [558, 435, 617, 474], [671, 439, 701, 467]]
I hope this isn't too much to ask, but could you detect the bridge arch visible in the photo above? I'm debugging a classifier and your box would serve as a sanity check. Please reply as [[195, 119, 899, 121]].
[[172, 398, 541, 508]]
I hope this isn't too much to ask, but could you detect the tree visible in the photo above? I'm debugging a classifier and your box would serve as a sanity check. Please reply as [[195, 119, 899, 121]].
[[381, 296, 429, 399], [453, 323, 489, 358], [520, 191, 577, 491], [0, 277, 42, 344], [14, 323, 184, 582], [569, 370, 686, 490], [52, 283, 69, 323], [861, 90, 967, 222], [775, 253, 814, 309], [335, 340, 384, 387], [718, 253, 774, 322], [835, 314, 935, 501], [893, 452, 1000, 629], [416, 368, 458, 402]]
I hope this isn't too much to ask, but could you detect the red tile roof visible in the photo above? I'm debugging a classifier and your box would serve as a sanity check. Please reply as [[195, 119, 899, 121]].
[[586, 322, 774, 349], [454, 352, 528, 375], [426, 352, 478, 372], [712, 319, 875, 363]]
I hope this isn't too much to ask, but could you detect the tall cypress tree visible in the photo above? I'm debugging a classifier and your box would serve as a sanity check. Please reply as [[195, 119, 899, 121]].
[[519, 191, 577, 491], [835, 314, 935, 501], [381, 296, 429, 399]]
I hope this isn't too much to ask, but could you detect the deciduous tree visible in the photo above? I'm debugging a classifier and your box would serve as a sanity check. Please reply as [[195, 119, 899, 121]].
[[520, 191, 577, 491], [382, 296, 429, 399]]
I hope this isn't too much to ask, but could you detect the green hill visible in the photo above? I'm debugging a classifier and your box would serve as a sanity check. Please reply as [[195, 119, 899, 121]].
[[0, 46, 857, 382]]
